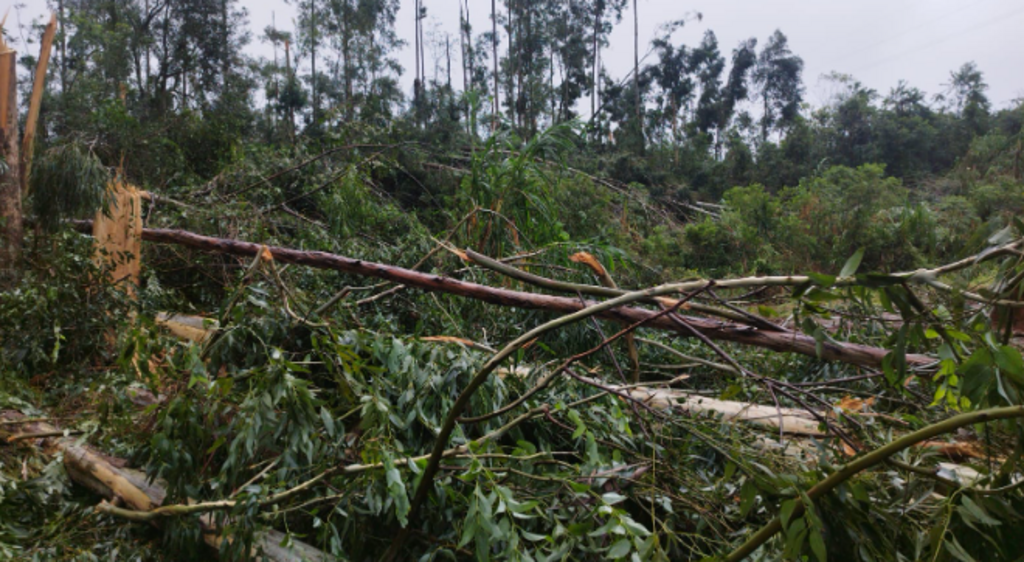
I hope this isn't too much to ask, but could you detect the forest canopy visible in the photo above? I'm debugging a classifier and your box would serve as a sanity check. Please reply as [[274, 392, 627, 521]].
[[1, 1, 1024, 561]]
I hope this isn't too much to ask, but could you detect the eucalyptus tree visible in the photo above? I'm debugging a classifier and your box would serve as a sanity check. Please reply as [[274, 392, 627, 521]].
[[588, 0, 628, 122], [752, 29, 803, 143], [690, 31, 725, 137], [645, 27, 694, 143], [877, 81, 944, 179], [816, 73, 881, 168], [709, 37, 757, 157], [947, 62, 991, 136]]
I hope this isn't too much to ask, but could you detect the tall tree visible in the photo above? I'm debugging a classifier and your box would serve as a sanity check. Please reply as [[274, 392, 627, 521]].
[[753, 29, 803, 142], [632, 0, 641, 148], [947, 61, 990, 136], [491, 0, 499, 129]]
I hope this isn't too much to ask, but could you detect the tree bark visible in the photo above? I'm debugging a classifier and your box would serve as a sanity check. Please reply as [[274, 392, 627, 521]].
[[0, 41, 21, 284], [491, 0, 499, 130], [67, 222, 935, 371], [633, 0, 641, 150]]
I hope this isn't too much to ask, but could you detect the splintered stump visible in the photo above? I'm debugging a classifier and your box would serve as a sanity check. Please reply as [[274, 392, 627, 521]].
[[21, 13, 57, 195], [0, 33, 21, 282], [93, 181, 142, 293], [0, 412, 332, 562]]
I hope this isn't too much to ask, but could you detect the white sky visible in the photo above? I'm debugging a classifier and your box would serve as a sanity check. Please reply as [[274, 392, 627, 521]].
[[6, 0, 1024, 109]]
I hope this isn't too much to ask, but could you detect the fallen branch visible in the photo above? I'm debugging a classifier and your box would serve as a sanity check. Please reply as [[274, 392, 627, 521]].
[[67, 221, 936, 371], [723, 405, 1024, 562]]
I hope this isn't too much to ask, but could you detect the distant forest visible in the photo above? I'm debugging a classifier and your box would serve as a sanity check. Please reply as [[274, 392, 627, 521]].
[[18, 0, 1021, 197]]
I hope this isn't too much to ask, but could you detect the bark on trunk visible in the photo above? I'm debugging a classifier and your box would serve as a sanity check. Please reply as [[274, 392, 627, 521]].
[[0, 40, 22, 284], [67, 221, 935, 371]]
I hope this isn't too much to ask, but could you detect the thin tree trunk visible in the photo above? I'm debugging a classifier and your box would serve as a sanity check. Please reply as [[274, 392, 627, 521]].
[[341, 1, 352, 121], [633, 0, 642, 151], [508, 1, 515, 126], [418, 0, 426, 93], [285, 40, 295, 142], [310, 0, 317, 125], [591, 2, 600, 123], [413, 0, 420, 112], [60, 0, 67, 94], [221, 0, 229, 93], [270, 12, 277, 128], [0, 40, 22, 284], [491, 0, 499, 130]]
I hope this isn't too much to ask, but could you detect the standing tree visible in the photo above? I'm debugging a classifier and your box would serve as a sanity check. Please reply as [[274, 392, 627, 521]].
[[0, 31, 20, 282], [753, 29, 803, 143], [947, 61, 990, 136]]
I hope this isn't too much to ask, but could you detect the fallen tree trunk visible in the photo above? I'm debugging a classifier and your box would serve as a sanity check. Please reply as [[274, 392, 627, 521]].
[[68, 221, 935, 371], [0, 412, 332, 561], [625, 386, 827, 436]]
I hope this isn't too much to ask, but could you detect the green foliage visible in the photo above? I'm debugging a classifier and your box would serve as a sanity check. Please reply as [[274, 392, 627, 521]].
[[0, 232, 132, 378], [29, 142, 111, 231]]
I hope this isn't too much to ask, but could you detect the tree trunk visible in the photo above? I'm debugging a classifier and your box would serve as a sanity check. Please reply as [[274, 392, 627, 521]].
[[591, 2, 600, 123], [60, 0, 67, 94], [0, 40, 22, 285], [310, 0, 317, 124], [22, 14, 57, 197], [633, 0, 643, 152], [221, 0, 229, 93], [491, 0, 499, 130], [66, 222, 936, 371]]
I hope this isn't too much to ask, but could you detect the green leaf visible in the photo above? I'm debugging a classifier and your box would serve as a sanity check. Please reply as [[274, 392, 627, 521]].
[[602, 492, 628, 505], [840, 247, 865, 278], [807, 272, 836, 287], [994, 346, 1024, 388], [961, 496, 1001, 526], [320, 407, 336, 439], [608, 539, 632, 559], [809, 527, 827, 562], [384, 455, 410, 527], [779, 499, 798, 530], [988, 225, 1015, 247], [739, 480, 758, 517], [944, 537, 978, 562]]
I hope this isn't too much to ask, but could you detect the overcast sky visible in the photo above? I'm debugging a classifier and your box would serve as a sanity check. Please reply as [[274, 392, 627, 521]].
[[8, 0, 1024, 109]]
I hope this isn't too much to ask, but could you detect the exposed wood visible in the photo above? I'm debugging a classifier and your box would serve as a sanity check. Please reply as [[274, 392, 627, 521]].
[[623, 386, 827, 436], [67, 221, 936, 371], [0, 31, 21, 283], [22, 13, 58, 196], [93, 181, 142, 293], [155, 312, 216, 342], [0, 412, 332, 561]]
